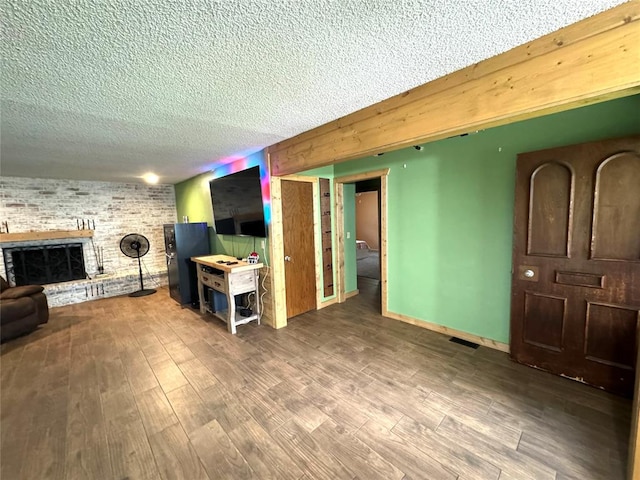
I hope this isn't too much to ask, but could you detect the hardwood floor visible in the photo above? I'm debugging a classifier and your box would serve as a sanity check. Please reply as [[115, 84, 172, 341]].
[[1, 277, 631, 479]]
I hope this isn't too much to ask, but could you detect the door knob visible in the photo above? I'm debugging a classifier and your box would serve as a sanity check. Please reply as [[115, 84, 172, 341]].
[[524, 269, 535, 278], [284, 256, 291, 262]]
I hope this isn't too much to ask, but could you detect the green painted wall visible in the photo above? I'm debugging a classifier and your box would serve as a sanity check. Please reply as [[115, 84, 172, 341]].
[[335, 95, 640, 343], [174, 172, 213, 226], [301, 166, 334, 177], [174, 151, 270, 262]]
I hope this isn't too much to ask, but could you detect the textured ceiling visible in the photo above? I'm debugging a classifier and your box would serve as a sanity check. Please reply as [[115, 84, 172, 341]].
[[1, 0, 626, 184]]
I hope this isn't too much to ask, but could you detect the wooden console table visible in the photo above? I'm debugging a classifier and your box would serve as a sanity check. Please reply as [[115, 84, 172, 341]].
[[191, 254, 263, 334]]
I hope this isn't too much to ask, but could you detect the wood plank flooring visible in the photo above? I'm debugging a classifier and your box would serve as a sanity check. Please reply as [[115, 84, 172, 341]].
[[1, 277, 631, 479]]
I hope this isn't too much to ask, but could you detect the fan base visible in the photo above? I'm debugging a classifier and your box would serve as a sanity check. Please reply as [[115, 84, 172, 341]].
[[129, 289, 157, 298]]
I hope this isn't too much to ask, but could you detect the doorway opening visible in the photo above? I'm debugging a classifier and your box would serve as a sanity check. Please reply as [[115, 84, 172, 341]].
[[268, 175, 326, 328], [354, 178, 381, 282], [334, 169, 389, 315]]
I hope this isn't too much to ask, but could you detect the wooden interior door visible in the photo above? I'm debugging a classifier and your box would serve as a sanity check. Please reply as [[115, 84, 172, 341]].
[[511, 135, 640, 397], [281, 180, 317, 318]]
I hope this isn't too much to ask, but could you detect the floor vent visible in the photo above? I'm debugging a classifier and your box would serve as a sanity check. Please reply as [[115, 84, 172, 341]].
[[449, 337, 479, 349]]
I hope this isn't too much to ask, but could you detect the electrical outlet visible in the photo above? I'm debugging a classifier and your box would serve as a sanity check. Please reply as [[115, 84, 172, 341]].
[[261, 239, 265, 249], [347, 232, 351, 239]]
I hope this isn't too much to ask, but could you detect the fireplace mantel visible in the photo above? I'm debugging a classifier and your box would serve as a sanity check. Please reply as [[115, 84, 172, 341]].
[[0, 230, 93, 246]]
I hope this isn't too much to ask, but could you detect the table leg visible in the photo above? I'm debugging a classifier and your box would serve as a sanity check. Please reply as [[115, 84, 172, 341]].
[[197, 274, 206, 314], [255, 270, 261, 325], [228, 292, 237, 334]]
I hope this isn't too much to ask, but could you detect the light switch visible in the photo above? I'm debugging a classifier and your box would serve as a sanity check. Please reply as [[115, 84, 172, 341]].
[[347, 232, 351, 239]]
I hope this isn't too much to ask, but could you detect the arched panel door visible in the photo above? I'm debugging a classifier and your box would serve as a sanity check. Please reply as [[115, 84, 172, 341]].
[[511, 135, 640, 397]]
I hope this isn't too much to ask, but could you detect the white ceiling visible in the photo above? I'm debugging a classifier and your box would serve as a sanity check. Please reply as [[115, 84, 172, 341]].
[[1, 0, 626, 185]]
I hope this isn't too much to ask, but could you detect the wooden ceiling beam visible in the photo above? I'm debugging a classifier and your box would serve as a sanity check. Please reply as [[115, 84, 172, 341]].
[[268, 1, 640, 176]]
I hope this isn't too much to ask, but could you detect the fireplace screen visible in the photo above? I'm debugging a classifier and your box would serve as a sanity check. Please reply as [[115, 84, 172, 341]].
[[4, 243, 86, 286]]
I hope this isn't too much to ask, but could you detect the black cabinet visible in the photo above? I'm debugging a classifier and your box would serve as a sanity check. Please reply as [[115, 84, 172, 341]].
[[163, 223, 210, 305]]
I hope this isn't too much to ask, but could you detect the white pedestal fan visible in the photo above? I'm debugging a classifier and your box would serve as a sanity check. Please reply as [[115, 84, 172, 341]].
[[120, 233, 156, 297]]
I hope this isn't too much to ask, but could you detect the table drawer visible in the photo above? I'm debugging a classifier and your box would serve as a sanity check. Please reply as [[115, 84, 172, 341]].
[[200, 273, 226, 293], [228, 270, 256, 294]]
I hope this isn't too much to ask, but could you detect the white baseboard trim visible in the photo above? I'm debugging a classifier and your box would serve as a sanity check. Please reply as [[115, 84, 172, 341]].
[[385, 311, 510, 353]]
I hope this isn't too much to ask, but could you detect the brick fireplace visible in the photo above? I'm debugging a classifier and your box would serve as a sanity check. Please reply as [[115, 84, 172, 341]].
[[0, 176, 178, 307]]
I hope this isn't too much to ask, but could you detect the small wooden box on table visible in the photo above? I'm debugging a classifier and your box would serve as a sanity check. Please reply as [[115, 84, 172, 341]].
[[191, 254, 263, 334]]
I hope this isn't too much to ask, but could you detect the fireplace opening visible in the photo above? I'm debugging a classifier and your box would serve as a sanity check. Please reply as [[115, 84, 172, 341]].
[[4, 243, 86, 286]]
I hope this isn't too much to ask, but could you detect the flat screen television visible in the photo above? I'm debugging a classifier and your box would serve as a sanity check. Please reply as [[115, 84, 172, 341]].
[[209, 166, 267, 237]]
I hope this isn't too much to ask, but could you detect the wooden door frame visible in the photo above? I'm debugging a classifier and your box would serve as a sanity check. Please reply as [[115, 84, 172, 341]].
[[268, 174, 323, 328], [334, 169, 389, 315]]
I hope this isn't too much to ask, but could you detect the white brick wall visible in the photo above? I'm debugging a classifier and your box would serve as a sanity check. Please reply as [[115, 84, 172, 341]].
[[0, 176, 177, 306]]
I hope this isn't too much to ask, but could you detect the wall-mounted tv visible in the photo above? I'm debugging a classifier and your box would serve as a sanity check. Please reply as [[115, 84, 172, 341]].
[[209, 166, 267, 237]]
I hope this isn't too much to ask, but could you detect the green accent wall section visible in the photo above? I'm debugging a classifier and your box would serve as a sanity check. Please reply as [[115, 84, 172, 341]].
[[174, 151, 270, 262], [300, 166, 334, 177], [174, 172, 214, 225], [335, 95, 640, 343]]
